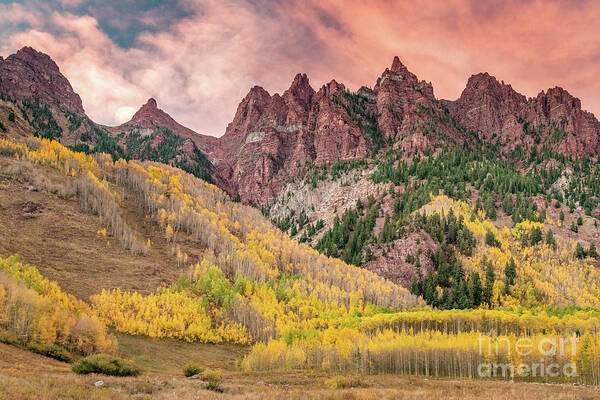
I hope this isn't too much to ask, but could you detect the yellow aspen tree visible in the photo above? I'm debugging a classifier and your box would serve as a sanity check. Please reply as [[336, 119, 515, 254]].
[[165, 224, 174, 242]]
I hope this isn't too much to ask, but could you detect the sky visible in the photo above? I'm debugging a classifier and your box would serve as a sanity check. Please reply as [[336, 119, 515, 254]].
[[1, 0, 599, 137]]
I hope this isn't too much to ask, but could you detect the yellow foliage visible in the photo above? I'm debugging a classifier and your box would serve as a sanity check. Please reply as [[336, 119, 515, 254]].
[[0, 255, 116, 355], [91, 286, 251, 345], [165, 224, 174, 241], [424, 195, 600, 308]]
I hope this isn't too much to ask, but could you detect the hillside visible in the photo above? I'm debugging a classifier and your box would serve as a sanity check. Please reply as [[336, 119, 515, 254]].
[[3, 45, 600, 301], [0, 47, 214, 183], [0, 105, 420, 334], [3, 45, 600, 397], [3, 126, 600, 392], [3, 46, 600, 306]]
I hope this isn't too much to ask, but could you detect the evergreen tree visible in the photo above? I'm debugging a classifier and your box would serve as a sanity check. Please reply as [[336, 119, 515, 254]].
[[454, 280, 470, 309], [483, 261, 495, 306], [575, 242, 586, 259], [356, 199, 363, 214], [530, 227, 542, 245], [364, 246, 373, 262], [483, 193, 496, 220], [545, 229, 556, 250], [504, 258, 516, 294], [379, 214, 395, 243], [502, 194, 514, 216], [485, 230, 500, 247], [589, 243, 598, 259], [570, 221, 579, 233], [468, 272, 483, 307]]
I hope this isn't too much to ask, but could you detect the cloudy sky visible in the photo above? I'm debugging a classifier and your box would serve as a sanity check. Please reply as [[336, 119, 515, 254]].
[[1, 0, 599, 136]]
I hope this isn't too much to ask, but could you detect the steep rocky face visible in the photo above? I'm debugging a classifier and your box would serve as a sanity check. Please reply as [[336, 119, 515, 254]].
[[215, 57, 472, 204], [525, 87, 600, 155], [219, 86, 272, 151], [373, 56, 435, 141], [309, 79, 369, 164], [214, 75, 373, 204], [0, 47, 84, 114], [283, 73, 314, 125], [448, 73, 527, 141], [447, 73, 600, 155]]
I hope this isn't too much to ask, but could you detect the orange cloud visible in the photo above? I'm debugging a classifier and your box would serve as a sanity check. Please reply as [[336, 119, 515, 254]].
[[2, 0, 600, 135]]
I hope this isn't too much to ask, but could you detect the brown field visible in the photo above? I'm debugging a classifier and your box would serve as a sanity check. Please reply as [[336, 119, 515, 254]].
[[2, 338, 600, 400], [0, 156, 205, 300]]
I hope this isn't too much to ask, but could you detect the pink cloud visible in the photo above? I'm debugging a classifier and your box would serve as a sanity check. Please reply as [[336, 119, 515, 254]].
[[2, 0, 600, 136], [0, 2, 43, 27]]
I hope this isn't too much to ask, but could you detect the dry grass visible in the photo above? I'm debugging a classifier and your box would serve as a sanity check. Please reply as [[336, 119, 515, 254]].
[[0, 156, 206, 299], [0, 100, 36, 141], [2, 341, 600, 400], [5, 330, 596, 399], [115, 332, 249, 375]]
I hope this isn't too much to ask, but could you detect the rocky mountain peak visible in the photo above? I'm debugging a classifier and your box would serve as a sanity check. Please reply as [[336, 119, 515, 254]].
[[117, 97, 217, 150], [129, 98, 163, 123], [317, 79, 345, 98], [222, 85, 272, 140], [289, 73, 312, 92], [247, 85, 271, 101], [465, 72, 500, 92], [285, 73, 314, 102], [283, 73, 315, 123], [537, 87, 582, 113], [463, 72, 525, 102], [390, 56, 407, 74], [446, 72, 600, 154], [0, 46, 84, 114], [10, 47, 58, 73], [377, 56, 419, 86], [145, 97, 158, 109]]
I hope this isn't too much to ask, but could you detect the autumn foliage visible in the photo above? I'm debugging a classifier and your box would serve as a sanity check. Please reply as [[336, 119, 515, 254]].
[[4, 136, 600, 385], [0, 255, 117, 356]]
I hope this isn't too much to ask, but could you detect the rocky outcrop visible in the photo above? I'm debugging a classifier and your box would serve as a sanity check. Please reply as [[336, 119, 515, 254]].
[[525, 87, 600, 155], [365, 231, 436, 287], [447, 73, 600, 155], [0, 47, 84, 114], [448, 73, 527, 141], [215, 57, 471, 204], [374, 56, 435, 141], [214, 75, 374, 204], [3, 46, 600, 205], [111, 97, 218, 152]]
